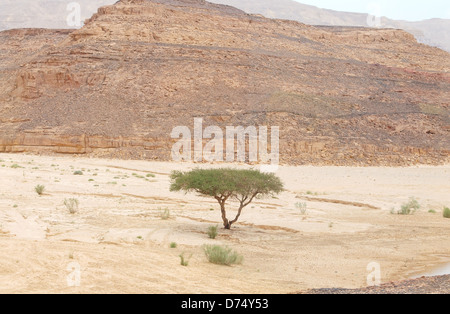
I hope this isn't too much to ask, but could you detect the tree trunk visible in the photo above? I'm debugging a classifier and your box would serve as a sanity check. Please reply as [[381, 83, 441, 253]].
[[219, 201, 231, 229], [229, 205, 244, 227]]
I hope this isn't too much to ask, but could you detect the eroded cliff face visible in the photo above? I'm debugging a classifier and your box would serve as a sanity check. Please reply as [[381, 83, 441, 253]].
[[0, 0, 449, 165]]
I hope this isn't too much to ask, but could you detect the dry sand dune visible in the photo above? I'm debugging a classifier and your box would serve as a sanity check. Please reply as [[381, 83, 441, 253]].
[[0, 153, 449, 293]]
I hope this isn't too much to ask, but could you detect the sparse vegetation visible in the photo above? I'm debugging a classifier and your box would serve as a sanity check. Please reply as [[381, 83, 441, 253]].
[[170, 168, 284, 229], [35, 185, 45, 196], [170, 242, 177, 248], [428, 209, 437, 214], [179, 253, 191, 266], [73, 171, 83, 175], [207, 225, 218, 239], [393, 197, 421, 215], [160, 208, 170, 220], [64, 198, 79, 214], [11, 164, 22, 169], [444, 207, 450, 219], [295, 202, 307, 215], [203, 245, 243, 266]]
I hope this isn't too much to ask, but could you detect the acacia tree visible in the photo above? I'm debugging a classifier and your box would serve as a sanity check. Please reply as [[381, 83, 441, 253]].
[[170, 168, 284, 229]]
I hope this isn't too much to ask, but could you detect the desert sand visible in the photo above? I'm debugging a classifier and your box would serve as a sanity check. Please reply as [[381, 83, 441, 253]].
[[0, 152, 449, 294]]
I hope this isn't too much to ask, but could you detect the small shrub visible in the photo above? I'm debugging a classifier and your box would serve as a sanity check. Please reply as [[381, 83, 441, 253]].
[[179, 253, 191, 266], [64, 198, 79, 214], [73, 171, 83, 175], [35, 185, 45, 196], [428, 209, 437, 214], [295, 202, 307, 215], [160, 208, 170, 220], [395, 197, 421, 215], [207, 225, 218, 239], [444, 207, 450, 219], [11, 164, 21, 169], [170, 242, 177, 248], [146, 173, 156, 178], [203, 245, 243, 266]]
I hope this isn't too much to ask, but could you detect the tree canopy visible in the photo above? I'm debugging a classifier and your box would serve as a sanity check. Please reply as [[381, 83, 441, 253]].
[[170, 168, 284, 229]]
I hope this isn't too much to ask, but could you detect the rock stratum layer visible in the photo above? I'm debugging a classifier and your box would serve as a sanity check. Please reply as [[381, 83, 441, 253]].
[[0, 0, 449, 165]]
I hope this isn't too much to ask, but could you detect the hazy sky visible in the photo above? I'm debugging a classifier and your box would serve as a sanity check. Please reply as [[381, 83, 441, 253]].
[[294, 0, 450, 21]]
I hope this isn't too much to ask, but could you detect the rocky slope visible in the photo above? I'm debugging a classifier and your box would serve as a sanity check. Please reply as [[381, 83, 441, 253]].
[[0, 0, 449, 165], [210, 0, 450, 52], [1, 0, 449, 53]]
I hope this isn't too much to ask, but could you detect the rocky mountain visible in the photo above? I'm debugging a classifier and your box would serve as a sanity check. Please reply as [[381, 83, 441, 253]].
[[0, 0, 449, 165], [1, 0, 449, 52], [208, 0, 450, 52]]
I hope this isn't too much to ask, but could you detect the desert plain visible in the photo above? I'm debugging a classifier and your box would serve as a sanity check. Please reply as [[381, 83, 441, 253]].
[[0, 152, 449, 293]]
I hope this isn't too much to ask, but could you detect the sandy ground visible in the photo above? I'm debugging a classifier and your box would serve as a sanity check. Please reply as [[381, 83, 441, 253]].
[[0, 153, 449, 294]]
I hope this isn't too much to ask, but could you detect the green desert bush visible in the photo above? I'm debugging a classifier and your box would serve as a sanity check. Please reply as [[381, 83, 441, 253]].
[[444, 207, 450, 219], [35, 185, 45, 196], [295, 202, 307, 215], [179, 253, 191, 266], [64, 198, 79, 214], [160, 208, 170, 220], [203, 245, 243, 266], [207, 225, 218, 239], [170, 242, 177, 249], [393, 197, 421, 215]]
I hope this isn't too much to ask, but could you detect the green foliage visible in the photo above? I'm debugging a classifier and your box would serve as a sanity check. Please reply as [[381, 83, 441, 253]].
[[179, 253, 191, 266], [35, 185, 45, 196], [160, 208, 170, 220], [444, 207, 450, 219], [207, 225, 218, 239], [295, 202, 307, 215], [170, 168, 284, 198], [64, 198, 79, 214], [203, 245, 243, 266], [397, 198, 421, 215], [73, 171, 83, 175], [170, 242, 177, 248], [170, 168, 284, 229]]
